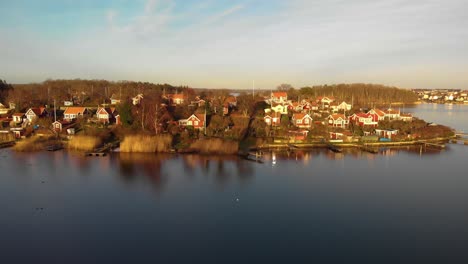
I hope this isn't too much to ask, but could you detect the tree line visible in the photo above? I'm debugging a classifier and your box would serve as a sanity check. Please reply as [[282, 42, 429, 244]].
[[285, 83, 418, 106]]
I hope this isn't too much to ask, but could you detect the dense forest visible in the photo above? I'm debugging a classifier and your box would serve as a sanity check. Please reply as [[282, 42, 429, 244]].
[[0, 79, 13, 104], [296, 83, 418, 106], [7, 79, 189, 110]]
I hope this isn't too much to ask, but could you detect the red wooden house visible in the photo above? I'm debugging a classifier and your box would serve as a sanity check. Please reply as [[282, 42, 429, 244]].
[[292, 113, 313, 129]]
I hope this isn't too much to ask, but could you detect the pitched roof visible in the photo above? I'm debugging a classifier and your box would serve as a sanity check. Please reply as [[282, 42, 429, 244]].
[[194, 113, 205, 122], [272, 91, 287, 98], [370, 108, 385, 116], [329, 114, 346, 120], [293, 113, 311, 120], [170, 94, 185, 100], [64, 107, 87, 115], [12, 113, 25, 117], [384, 109, 400, 114], [28, 107, 46, 116]]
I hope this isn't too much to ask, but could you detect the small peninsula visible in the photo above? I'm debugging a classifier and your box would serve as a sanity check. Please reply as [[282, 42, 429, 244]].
[[0, 79, 457, 154]]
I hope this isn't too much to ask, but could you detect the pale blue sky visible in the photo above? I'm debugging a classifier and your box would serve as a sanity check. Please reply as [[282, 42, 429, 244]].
[[1, 0, 467, 89]]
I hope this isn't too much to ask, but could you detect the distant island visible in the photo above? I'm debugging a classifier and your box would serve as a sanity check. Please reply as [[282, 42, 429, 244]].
[[412, 89, 468, 104], [0, 79, 456, 154]]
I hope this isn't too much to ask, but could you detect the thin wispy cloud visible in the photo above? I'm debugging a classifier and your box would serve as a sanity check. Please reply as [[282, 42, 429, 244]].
[[202, 4, 245, 25], [0, 0, 467, 89]]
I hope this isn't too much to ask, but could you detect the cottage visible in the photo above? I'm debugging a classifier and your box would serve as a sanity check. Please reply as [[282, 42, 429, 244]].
[[52, 120, 64, 132], [289, 102, 303, 112], [223, 96, 237, 115], [169, 94, 186, 105], [349, 113, 378, 127], [0, 103, 10, 115], [10, 127, 24, 139], [132, 94, 144, 105], [271, 91, 288, 103], [368, 109, 386, 121], [383, 108, 400, 120], [63, 107, 88, 121], [375, 129, 398, 139], [12, 113, 26, 124], [399, 113, 413, 122], [25, 107, 48, 122], [327, 114, 349, 128], [264, 112, 281, 127], [110, 94, 122, 105], [336, 101, 352, 111], [179, 114, 205, 130], [316, 96, 335, 106], [288, 130, 309, 141], [96, 107, 117, 124], [269, 103, 288, 115], [292, 113, 313, 129]]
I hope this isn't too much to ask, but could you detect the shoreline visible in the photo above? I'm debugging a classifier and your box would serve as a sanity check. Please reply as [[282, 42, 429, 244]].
[[252, 137, 453, 151]]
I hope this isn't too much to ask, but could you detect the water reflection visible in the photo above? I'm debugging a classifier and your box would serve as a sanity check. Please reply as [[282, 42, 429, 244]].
[[117, 153, 173, 192], [261, 146, 445, 165], [181, 155, 255, 187]]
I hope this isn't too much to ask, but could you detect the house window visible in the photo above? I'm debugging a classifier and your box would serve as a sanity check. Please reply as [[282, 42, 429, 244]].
[[194, 121, 199, 126], [296, 120, 301, 124], [187, 121, 192, 126], [304, 119, 309, 124]]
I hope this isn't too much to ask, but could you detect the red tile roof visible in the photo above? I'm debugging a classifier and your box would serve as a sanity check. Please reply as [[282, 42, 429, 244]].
[[272, 92, 287, 98]]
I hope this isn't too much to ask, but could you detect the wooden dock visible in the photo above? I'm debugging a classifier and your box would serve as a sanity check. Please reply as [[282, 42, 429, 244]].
[[418, 141, 446, 149], [85, 141, 120, 157], [361, 145, 379, 154], [327, 143, 343, 153], [85, 152, 107, 157], [0, 141, 15, 149]]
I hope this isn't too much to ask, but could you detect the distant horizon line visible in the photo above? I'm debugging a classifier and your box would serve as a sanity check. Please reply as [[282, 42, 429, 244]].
[[5, 78, 459, 91]]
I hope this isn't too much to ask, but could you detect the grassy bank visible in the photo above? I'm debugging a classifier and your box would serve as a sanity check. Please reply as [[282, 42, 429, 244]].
[[120, 135, 172, 153]]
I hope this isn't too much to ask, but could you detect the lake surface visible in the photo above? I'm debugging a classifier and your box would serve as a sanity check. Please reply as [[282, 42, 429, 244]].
[[1, 103, 468, 263]]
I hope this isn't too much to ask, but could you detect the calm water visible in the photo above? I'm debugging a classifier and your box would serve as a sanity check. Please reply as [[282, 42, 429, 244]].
[[1, 104, 468, 263]]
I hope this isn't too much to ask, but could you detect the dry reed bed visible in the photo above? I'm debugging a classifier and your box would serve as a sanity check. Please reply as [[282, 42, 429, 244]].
[[67, 135, 101, 152], [13, 136, 58, 152], [120, 135, 172, 153], [190, 138, 239, 155]]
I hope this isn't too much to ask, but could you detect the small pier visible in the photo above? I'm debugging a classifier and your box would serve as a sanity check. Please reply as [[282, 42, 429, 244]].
[[361, 145, 379, 154], [242, 151, 264, 163], [85, 141, 120, 157], [327, 143, 342, 153], [85, 152, 107, 157], [417, 140, 446, 149], [0, 141, 15, 149]]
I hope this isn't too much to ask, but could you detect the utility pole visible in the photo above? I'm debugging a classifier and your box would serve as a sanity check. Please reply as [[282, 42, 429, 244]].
[[54, 99, 56, 122], [155, 104, 158, 135], [252, 80, 255, 99]]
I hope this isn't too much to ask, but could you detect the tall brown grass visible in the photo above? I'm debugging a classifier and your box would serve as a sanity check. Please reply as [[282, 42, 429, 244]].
[[0, 133, 14, 143], [120, 135, 172, 153], [190, 138, 239, 154], [13, 136, 58, 152], [67, 135, 101, 151]]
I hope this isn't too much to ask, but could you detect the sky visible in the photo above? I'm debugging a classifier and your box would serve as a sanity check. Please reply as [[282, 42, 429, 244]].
[[1, 0, 468, 89]]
